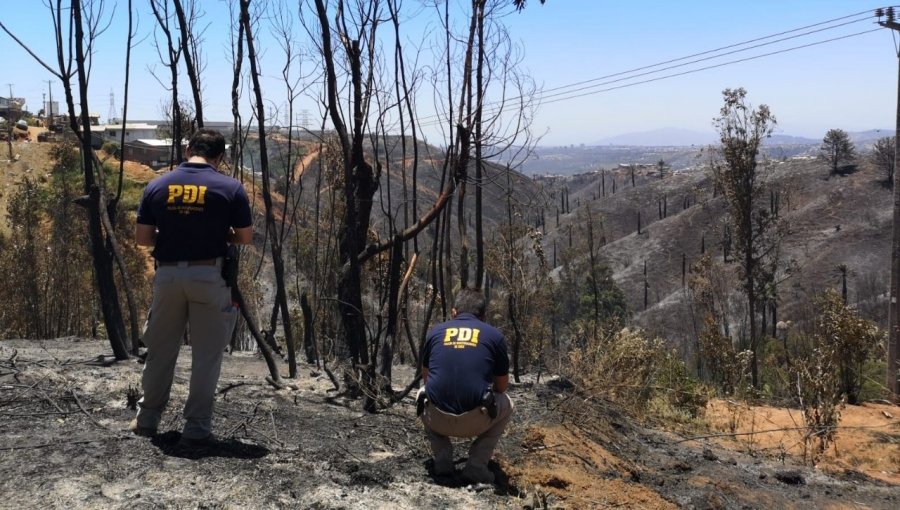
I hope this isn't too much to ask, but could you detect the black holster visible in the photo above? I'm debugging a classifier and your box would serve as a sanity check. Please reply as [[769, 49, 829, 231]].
[[482, 391, 498, 419], [416, 392, 427, 417], [222, 244, 239, 287]]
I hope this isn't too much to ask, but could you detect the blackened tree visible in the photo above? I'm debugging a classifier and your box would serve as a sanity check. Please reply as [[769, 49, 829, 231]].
[[872, 136, 896, 188]]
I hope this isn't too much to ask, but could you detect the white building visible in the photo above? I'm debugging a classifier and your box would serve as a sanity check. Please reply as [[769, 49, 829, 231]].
[[43, 101, 59, 116], [98, 123, 159, 143]]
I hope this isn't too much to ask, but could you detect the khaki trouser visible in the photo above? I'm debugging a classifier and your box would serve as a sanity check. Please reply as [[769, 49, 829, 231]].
[[136, 261, 237, 439], [419, 390, 514, 467]]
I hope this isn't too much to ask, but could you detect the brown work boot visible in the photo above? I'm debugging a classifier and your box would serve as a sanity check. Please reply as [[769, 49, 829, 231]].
[[128, 418, 157, 437]]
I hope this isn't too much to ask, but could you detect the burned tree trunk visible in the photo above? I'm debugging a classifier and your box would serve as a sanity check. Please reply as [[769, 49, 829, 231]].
[[241, 0, 297, 377]]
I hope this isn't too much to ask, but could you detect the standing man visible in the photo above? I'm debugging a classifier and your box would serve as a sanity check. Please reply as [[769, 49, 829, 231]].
[[418, 288, 514, 484], [130, 129, 252, 448]]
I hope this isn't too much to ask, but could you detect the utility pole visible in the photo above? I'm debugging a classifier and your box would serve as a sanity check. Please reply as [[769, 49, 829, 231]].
[[5, 83, 13, 159], [46, 80, 54, 130], [878, 7, 900, 399]]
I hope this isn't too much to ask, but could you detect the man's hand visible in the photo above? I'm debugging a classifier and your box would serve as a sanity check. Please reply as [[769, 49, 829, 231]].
[[493, 374, 509, 393], [228, 226, 253, 244], [135, 224, 157, 247]]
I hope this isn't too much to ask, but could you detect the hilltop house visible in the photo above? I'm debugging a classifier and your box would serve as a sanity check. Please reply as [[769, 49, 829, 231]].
[[123, 139, 180, 168], [97, 120, 233, 168], [0, 96, 26, 120], [99, 122, 159, 143]]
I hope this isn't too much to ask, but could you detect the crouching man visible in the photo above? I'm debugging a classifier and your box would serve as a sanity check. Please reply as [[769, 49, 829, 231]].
[[417, 288, 514, 484]]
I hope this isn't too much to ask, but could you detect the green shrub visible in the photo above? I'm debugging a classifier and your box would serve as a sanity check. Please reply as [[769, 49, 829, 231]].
[[792, 346, 843, 461], [100, 159, 146, 210], [0, 144, 153, 340], [101, 141, 120, 156], [565, 325, 708, 419], [699, 315, 752, 397], [787, 290, 885, 462], [814, 289, 883, 405]]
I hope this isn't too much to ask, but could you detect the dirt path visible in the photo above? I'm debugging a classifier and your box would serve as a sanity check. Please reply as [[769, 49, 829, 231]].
[[1, 141, 50, 235], [293, 148, 319, 182], [0, 338, 897, 509]]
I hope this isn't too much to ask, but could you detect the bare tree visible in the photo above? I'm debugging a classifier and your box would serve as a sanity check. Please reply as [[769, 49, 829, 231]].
[[872, 136, 896, 188], [110, 0, 143, 356], [0, 0, 136, 358], [301, 0, 539, 409], [513, 0, 546, 11], [172, 0, 205, 128], [310, 0, 381, 395], [149, 0, 185, 163], [240, 0, 298, 376]]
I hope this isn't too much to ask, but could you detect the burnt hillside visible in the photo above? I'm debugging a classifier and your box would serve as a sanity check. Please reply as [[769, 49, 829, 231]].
[[537, 155, 892, 349]]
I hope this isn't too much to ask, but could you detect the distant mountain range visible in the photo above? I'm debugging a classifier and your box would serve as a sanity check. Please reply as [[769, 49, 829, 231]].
[[582, 127, 894, 148]]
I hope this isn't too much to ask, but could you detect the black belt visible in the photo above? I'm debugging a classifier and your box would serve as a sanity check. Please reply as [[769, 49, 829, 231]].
[[158, 258, 219, 267]]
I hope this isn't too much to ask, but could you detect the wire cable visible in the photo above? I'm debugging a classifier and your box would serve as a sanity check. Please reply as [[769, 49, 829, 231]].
[[414, 7, 894, 129], [540, 28, 883, 106], [537, 8, 879, 97], [416, 23, 886, 129], [535, 18, 871, 104]]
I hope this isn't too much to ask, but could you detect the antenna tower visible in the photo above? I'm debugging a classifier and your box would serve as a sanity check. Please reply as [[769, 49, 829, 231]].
[[108, 89, 117, 124], [299, 109, 311, 130]]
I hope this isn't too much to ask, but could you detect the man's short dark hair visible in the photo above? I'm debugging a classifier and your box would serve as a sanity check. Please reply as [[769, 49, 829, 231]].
[[454, 288, 486, 317], [187, 129, 226, 160]]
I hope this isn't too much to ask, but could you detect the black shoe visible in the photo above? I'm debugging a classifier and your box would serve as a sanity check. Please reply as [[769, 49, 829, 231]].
[[176, 433, 216, 452], [461, 462, 495, 484], [433, 457, 455, 476]]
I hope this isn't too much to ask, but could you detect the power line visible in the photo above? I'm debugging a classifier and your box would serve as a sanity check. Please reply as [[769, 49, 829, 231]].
[[414, 7, 893, 129], [537, 8, 878, 97], [534, 18, 871, 105], [540, 28, 882, 106]]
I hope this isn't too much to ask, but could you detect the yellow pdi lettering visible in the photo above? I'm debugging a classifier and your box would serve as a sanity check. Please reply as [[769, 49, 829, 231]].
[[167, 185, 183, 203], [167, 184, 207, 205], [457, 328, 480, 345], [443, 327, 480, 348], [443, 328, 458, 345], [183, 185, 198, 203]]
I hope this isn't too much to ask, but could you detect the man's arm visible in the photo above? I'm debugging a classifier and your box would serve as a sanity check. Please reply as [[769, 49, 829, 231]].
[[493, 374, 509, 393], [421, 367, 429, 383], [135, 224, 157, 247], [228, 226, 253, 244]]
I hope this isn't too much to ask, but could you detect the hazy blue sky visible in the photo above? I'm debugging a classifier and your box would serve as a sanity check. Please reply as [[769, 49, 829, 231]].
[[1, 1, 896, 146]]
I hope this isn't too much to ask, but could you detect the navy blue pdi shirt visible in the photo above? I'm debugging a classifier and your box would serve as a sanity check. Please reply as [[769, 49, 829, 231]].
[[422, 313, 510, 414], [136, 162, 252, 262]]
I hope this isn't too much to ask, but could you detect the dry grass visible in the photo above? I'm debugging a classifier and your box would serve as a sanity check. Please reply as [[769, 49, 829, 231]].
[[703, 398, 900, 484]]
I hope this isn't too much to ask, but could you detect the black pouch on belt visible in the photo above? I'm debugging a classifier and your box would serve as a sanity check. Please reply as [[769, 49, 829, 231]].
[[416, 392, 427, 417], [482, 391, 498, 419], [222, 244, 239, 287]]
